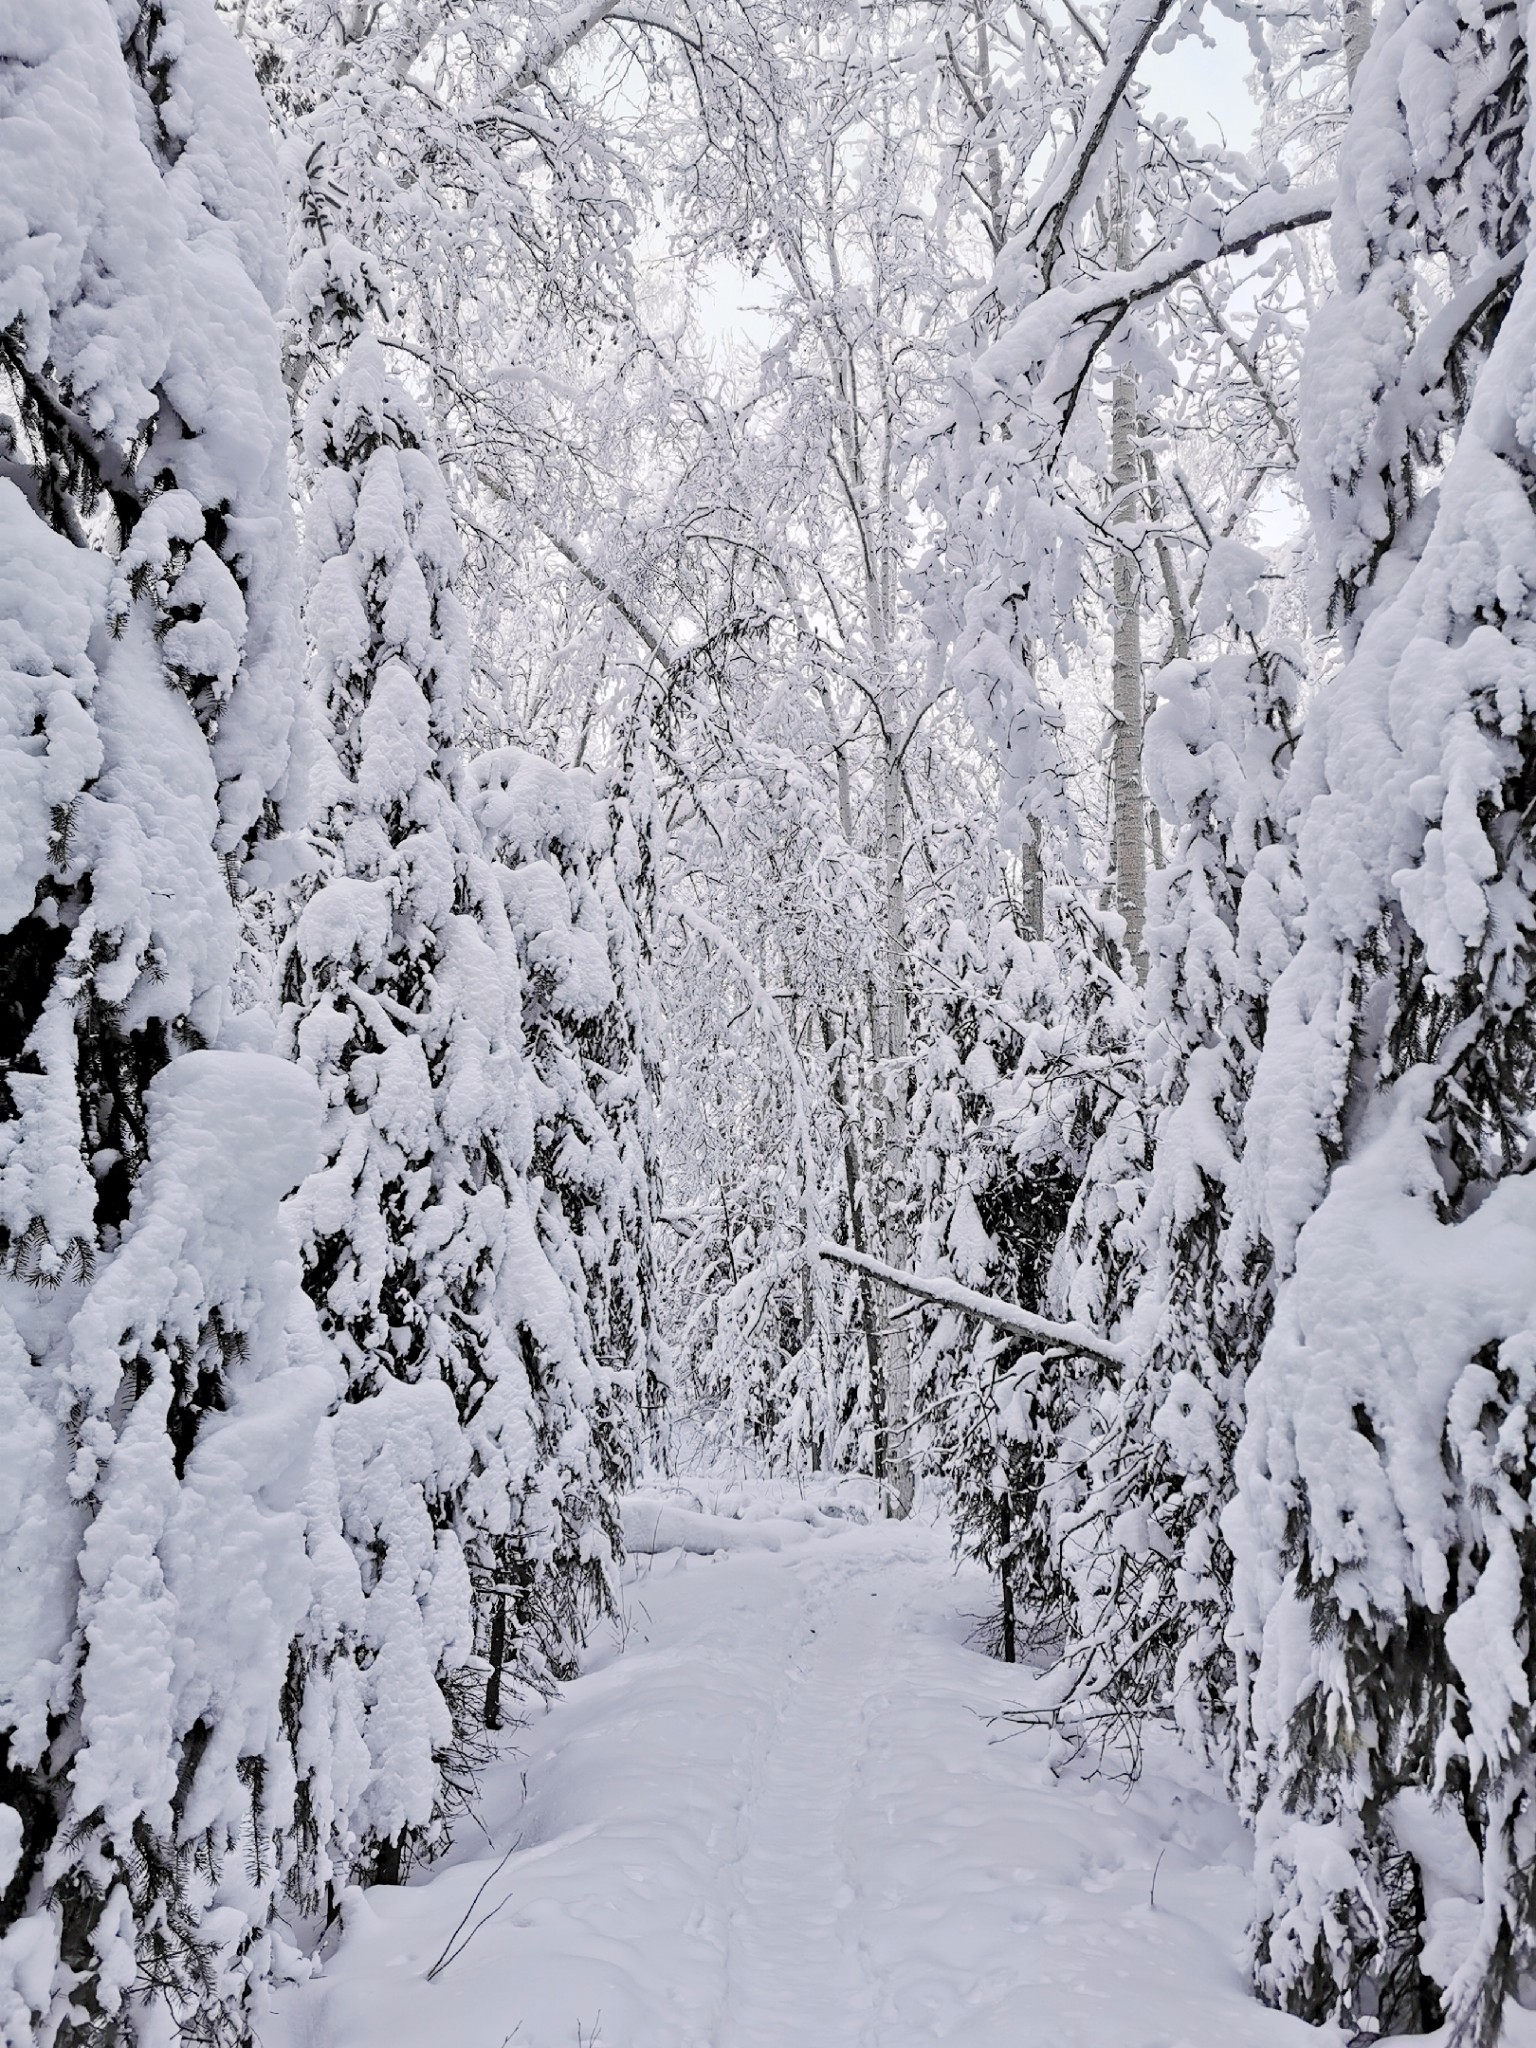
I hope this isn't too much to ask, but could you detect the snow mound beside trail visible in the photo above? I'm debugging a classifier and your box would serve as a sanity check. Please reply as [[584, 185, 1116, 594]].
[[620, 1486, 862, 1555]]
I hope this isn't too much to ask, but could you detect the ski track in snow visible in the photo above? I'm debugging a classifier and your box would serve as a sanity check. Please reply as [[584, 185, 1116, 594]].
[[261, 1493, 1371, 2048]]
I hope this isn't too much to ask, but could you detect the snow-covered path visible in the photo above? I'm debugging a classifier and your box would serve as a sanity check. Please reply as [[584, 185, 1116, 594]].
[[713, 1547, 882, 2047], [262, 1492, 1340, 2048]]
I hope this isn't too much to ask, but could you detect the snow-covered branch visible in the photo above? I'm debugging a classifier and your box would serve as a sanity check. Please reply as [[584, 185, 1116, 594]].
[[1021, 0, 1178, 284], [535, 517, 678, 673], [979, 186, 1336, 453], [815, 1241, 1129, 1369]]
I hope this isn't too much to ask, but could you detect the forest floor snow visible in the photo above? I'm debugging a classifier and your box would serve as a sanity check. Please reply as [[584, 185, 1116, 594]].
[[262, 1480, 1349, 2048]]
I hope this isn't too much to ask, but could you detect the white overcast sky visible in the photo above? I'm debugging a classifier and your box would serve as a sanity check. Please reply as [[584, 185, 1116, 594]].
[[1144, 8, 1259, 149]]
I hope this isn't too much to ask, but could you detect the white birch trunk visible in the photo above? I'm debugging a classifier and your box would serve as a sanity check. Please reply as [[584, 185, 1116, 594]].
[[1343, 0, 1373, 92], [1108, 171, 1147, 973], [879, 701, 916, 1517]]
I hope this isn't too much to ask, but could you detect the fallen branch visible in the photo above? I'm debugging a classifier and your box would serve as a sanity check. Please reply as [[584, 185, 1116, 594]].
[[814, 1241, 1129, 1370]]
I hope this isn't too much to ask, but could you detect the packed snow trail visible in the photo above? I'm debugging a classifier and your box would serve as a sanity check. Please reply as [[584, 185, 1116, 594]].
[[262, 1488, 1346, 2048], [713, 1548, 879, 2046]]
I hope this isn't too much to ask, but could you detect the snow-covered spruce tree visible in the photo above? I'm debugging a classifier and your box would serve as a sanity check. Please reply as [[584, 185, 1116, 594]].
[[263, 0, 658, 1623], [912, 904, 1091, 1654], [918, 0, 1332, 1735], [281, 335, 493, 1886], [1228, 4, 1536, 2039], [911, 886, 1142, 1662], [470, 744, 663, 1582], [1068, 599, 1303, 1759], [0, 3, 337, 2042], [1018, 893, 1147, 1689], [285, 326, 625, 1757], [591, 743, 667, 1435]]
